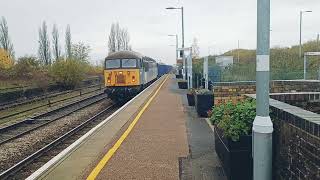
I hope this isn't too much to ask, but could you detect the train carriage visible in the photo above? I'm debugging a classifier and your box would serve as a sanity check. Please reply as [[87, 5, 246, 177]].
[[104, 51, 158, 102]]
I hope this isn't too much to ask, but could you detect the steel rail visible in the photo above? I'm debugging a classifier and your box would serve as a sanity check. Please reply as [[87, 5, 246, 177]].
[[0, 104, 115, 179], [0, 93, 107, 145], [0, 85, 104, 120]]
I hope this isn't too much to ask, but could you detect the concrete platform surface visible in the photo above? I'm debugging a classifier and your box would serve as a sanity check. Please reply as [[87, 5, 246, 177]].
[[94, 76, 189, 180], [30, 75, 226, 180], [31, 76, 167, 180]]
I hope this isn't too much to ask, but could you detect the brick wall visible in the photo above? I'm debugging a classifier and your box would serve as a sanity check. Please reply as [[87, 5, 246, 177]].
[[246, 95, 320, 180], [213, 80, 320, 105], [214, 80, 320, 92], [214, 82, 320, 179], [273, 120, 320, 180], [271, 93, 320, 114]]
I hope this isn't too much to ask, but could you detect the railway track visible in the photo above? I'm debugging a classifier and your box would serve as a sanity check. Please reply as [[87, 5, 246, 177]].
[[0, 84, 102, 113], [0, 103, 117, 179], [0, 92, 107, 145]]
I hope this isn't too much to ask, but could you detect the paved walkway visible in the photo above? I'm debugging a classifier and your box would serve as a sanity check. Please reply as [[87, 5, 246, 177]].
[[34, 75, 226, 180], [182, 94, 227, 180], [95, 76, 189, 179]]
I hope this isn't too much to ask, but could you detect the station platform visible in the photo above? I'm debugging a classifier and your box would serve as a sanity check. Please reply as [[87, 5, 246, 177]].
[[28, 75, 225, 180]]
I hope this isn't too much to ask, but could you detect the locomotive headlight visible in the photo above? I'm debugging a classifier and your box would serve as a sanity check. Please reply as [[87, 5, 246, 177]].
[[119, 71, 123, 74], [107, 75, 111, 83], [132, 76, 135, 82]]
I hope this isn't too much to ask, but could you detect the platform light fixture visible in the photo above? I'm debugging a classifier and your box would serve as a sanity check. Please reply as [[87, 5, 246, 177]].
[[299, 10, 313, 58], [166, 6, 186, 80]]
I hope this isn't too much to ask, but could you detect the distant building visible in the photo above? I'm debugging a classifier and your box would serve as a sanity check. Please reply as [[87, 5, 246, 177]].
[[215, 56, 233, 68]]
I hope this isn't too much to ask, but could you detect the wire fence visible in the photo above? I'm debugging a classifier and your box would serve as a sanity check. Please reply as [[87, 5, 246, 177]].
[[192, 66, 320, 87]]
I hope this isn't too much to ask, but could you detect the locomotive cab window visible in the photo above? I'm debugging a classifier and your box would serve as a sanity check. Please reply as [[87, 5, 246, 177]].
[[105, 59, 120, 69], [122, 59, 137, 68]]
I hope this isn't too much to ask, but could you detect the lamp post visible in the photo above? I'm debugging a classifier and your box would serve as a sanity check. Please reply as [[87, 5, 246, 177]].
[[166, 6, 186, 80], [237, 40, 240, 63], [299, 10, 312, 58], [168, 34, 179, 60], [253, 0, 273, 179], [208, 45, 214, 56]]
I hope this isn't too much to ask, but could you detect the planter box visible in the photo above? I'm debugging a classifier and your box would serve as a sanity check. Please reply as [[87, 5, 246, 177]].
[[186, 93, 195, 106], [195, 93, 214, 117], [214, 126, 253, 180], [178, 81, 188, 89]]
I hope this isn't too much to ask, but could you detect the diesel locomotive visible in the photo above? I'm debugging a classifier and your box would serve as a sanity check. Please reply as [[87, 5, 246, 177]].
[[104, 51, 159, 102]]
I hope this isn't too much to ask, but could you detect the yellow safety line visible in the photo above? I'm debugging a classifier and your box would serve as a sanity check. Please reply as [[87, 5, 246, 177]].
[[86, 75, 169, 180]]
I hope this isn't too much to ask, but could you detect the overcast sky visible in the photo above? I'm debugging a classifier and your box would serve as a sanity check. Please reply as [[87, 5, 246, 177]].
[[2, 0, 320, 65]]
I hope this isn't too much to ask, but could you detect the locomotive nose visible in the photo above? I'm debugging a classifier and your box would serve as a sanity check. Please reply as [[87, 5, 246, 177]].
[[116, 73, 126, 84]]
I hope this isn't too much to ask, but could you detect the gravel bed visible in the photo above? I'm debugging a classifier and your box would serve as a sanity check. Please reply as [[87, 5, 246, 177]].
[[0, 89, 105, 128], [0, 99, 111, 173]]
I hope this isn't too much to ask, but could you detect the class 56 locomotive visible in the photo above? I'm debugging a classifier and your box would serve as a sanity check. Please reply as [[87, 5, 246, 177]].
[[104, 51, 158, 103]]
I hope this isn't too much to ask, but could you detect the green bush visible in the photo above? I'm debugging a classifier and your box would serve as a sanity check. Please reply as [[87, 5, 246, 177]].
[[13, 56, 40, 79], [49, 59, 88, 89], [210, 99, 256, 141]]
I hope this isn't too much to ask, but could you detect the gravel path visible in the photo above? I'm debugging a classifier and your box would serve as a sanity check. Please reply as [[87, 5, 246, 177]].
[[0, 99, 111, 173]]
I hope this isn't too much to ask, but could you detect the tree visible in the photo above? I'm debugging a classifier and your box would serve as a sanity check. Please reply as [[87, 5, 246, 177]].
[[108, 22, 131, 54], [38, 21, 51, 65], [119, 28, 130, 51], [49, 60, 88, 88], [108, 23, 117, 53], [0, 48, 13, 69], [14, 56, 39, 79], [72, 42, 90, 62], [191, 38, 200, 58], [0, 16, 15, 59], [52, 24, 61, 61], [65, 24, 72, 59]]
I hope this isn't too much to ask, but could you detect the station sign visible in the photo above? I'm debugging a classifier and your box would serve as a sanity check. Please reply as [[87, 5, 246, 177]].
[[304, 52, 320, 56]]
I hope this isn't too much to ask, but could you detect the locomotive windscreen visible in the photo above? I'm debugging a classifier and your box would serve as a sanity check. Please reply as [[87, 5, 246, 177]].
[[105, 59, 120, 69], [122, 59, 137, 68]]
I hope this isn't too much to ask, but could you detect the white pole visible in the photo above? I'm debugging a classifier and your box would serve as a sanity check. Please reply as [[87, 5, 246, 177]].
[[253, 0, 273, 179], [304, 54, 307, 80], [188, 48, 193, 89], [204, 56, 209, 89]]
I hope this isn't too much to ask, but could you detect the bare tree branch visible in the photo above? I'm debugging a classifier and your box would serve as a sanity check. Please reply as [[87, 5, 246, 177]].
[[108, 22, 132, 54], [65, 24, 72, 59], [38, 21, 51, 65], [72, 42, 90, 63], [191, 37, 200, 58], [52, 24, 61, 61], [108, 23, 116, 54], [0, 16, 15, 59]]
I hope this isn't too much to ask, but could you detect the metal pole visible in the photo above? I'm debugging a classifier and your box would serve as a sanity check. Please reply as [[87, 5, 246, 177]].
[[204, 56, 209, 89], [318, 66, 320, 80], [188, 47, 193, 89], [181, 7, 187, 80], [253, 0, 273, 179], [238, 40, 240, 63], [317, 33, 320, 52], [176, 35, 179, 60], [299, 11, 302, 58], [317, 34, 319, 49], [304, 54, 307, 79]]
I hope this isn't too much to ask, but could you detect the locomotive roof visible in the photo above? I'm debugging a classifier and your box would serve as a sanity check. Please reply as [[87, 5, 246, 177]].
[[105, 51, 156, 63], [105, 51, 143, 60]]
